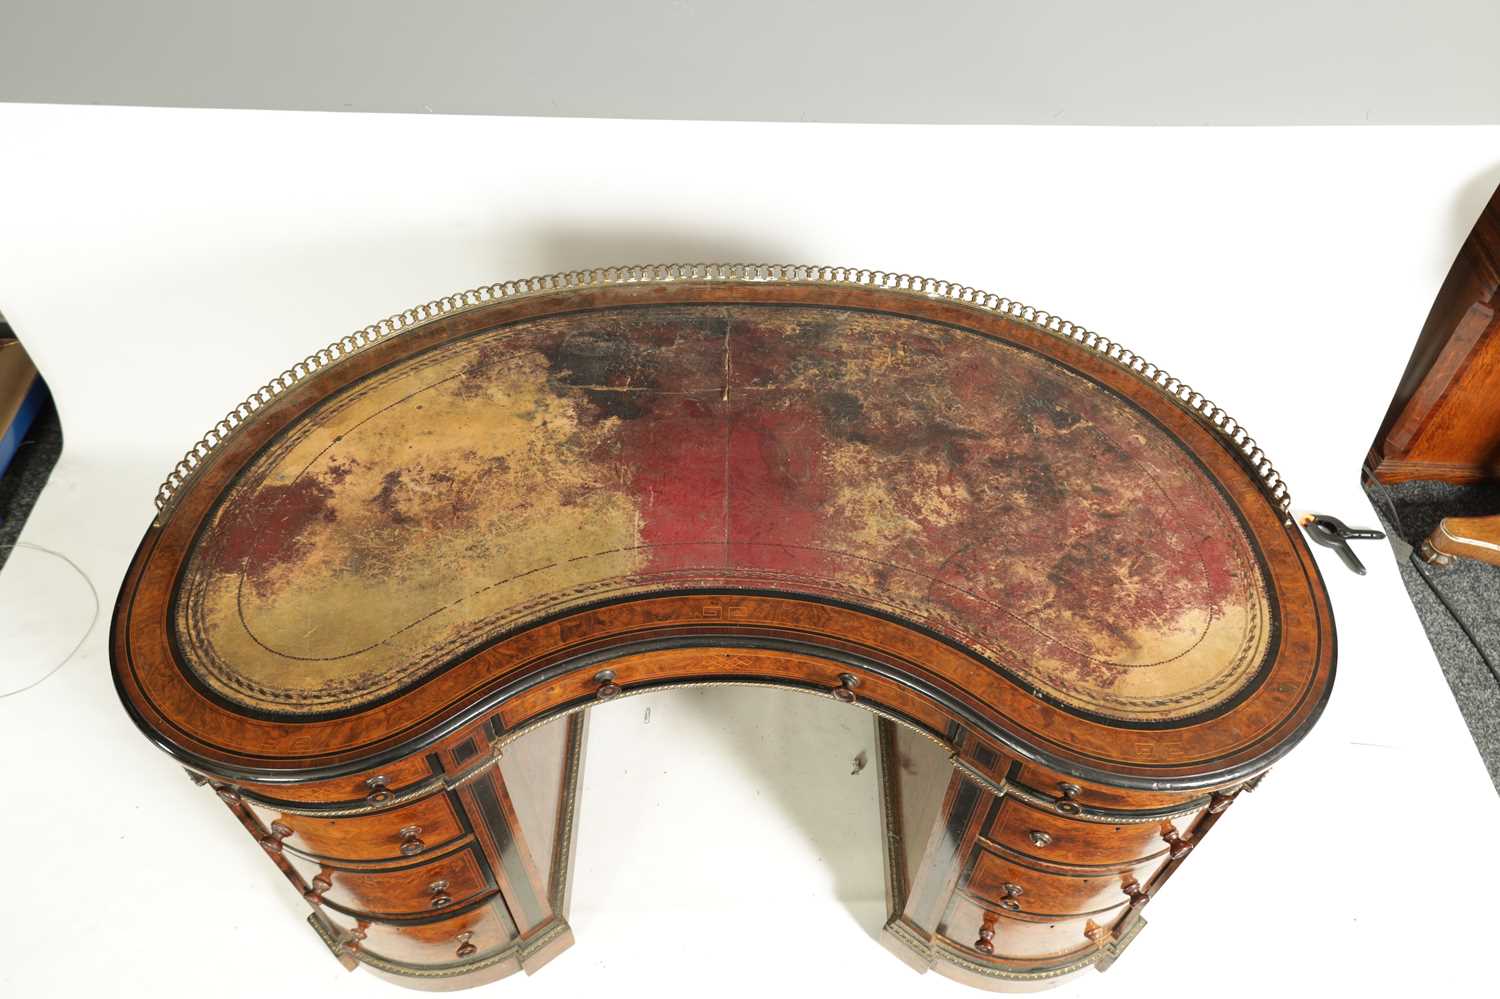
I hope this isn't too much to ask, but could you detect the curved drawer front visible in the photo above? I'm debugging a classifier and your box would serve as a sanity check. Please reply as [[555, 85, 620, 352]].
[[356, 898, 518, 967], [237, 756, 441, 806], [1011, 766, 1206, 812], [964, 847, 1164, 917], [985, 798, 1197, 868], [942, 893, 1126, 962], [289, 846, 493, 918], [247, 792, 467, 863]]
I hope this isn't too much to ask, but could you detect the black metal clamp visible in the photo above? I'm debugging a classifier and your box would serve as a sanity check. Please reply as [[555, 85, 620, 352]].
[[1298, 513, 1385, 575]]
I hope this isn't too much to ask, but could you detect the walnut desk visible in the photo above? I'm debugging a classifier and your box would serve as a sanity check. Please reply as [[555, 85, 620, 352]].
[[111, 266, 1334, 992]]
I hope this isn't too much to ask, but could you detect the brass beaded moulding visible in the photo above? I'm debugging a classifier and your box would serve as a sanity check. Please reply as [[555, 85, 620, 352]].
[[152, 263, 1292, 522]]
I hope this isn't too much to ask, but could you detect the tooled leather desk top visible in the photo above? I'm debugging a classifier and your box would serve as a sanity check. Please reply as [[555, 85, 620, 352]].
[[113, 268, 1333, 786]]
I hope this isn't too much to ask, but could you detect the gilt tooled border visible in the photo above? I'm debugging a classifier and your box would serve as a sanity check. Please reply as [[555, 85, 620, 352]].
[[173, 306, 1273, 722]]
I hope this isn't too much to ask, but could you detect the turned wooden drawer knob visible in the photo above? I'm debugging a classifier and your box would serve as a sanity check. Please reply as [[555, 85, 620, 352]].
[[594, 669, 621, 701], [997, 881, 1024, 912], [1121, 876, 1147, 908], [1161, 823, 1193, 860], [832, 673, 861, 703], [398, 824, 426, 857], [1028, 829, 1053, 848], [429, 879, 453, 908], [304, 874, 332, 904], [364, 775, 394, 804], [973, 911, 998, 955], [455, 931, 477, 959], [260, 820, 293, 853], [1054, 782, 1083, 815]]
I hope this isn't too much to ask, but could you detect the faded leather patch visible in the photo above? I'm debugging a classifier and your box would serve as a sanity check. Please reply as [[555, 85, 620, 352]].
[[175, 304, 1272, 721]]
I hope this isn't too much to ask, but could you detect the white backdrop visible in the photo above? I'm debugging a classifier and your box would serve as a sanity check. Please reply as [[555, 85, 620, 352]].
[[1, 105, 1497, 998]]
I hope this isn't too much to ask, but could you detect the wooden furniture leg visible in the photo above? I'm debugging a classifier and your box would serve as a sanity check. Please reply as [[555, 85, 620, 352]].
[[1418, 513, 1500, 567]]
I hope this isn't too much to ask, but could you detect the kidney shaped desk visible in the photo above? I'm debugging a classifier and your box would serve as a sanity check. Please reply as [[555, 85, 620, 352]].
[[112, 265, 1334, 992]]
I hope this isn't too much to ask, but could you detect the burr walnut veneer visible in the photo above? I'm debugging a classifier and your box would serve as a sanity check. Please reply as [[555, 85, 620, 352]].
[[111, 269, 1335, 991]]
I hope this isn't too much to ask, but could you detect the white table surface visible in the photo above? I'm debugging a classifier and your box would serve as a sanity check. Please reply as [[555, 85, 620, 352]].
[[1, 105, 1497, 998]]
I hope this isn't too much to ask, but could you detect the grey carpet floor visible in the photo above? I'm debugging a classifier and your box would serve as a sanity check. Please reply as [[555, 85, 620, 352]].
[[1364, 477, 1500, 793]]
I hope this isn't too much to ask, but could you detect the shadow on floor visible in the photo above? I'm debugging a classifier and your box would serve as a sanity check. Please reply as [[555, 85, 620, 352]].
[[664, 684, 891, 938]]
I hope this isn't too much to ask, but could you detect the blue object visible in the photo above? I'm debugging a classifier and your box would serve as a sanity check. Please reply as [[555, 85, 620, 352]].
[[0, 377, 48, 480]]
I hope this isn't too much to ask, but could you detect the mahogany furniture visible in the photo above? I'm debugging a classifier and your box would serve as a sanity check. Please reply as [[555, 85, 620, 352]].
[[1419, 513, 1500, 568], [111, 265, 1335, 991], [1368, 183, 1500, 485]]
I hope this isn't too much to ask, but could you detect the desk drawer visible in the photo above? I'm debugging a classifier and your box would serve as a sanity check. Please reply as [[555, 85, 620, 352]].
[[986, 799, 1191, 867], [357, 898, 518, 966], [964, 847, 1164, 917], [248, 791, 467, 863], [1013, 765, 1196, 812], [942, 893, 1126, 961], [290, 845, 492, 918]]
